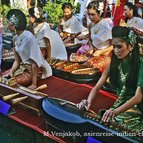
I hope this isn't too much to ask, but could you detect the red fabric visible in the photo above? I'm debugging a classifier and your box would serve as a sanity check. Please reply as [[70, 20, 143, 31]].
[[7, 76, 117, 143], [113, 0, 127, 26], [37, 76, 116, 112], [9, 107, 68, 143]]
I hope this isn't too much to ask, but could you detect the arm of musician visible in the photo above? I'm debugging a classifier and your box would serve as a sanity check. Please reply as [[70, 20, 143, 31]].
[[28, 60, 39, 90], [88, 40, 97, 55], [102, 86, 143, 122], [63, 36, 72, 44], [76, 33, 90, 40], [115, 86, 143, 115], [71, 32, 82, 39], [58, 24, 64, 38], [87, 65, 110, 109], [131, 27, 143, 36], [9, 49, 21, 77], [77, 65, 110, 110], [45, 37, 51, 59], [93, 45, 113, 57]]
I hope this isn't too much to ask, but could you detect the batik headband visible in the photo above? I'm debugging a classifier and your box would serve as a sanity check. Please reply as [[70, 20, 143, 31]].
[[123, 30, 137, 46], [9, 14, 19, 27]]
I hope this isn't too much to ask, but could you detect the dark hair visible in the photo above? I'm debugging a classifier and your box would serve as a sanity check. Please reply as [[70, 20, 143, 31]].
[[62, 2, 73, 10], [7, 9, 27, 31], [125, 2, 141, 22], [110, 26, 140, 90], [28, 6, 44, 23], [105, 6, 111, 18], [87, 1, 103, 17]]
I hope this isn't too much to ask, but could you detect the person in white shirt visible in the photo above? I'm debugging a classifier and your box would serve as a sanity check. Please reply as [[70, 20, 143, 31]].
[[29, 6, 68, 60], [124, 2, 143, 37], [58, 2, 88, 45], [6, 9, 52, 89], [76, 1, 113, 57]]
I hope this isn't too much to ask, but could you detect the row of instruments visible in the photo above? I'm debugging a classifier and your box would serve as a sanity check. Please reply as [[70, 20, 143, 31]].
[[0, 76, 142, 143], [0, 77, 48, 116]]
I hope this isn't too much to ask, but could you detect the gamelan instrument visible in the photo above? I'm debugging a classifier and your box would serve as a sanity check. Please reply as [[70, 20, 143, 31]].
[[3, 93, 19, 101], [48, 59, 102, 84], [35, 84, 47, 91], [42, 97, 141, 143], [0, 83, 48, 116]]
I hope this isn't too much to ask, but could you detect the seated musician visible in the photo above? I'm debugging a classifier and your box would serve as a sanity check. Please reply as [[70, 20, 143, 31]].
[[124, 2, 143, 37], [6, 9, 52, 89], [70, 1, 113, 61], [28, 6, 68, 60], [58, 2, 88, 45], [77, 26, 143, 133]]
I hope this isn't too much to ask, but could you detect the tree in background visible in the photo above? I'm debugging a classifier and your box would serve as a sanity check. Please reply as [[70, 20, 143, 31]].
[[43, 0, 75, 25]]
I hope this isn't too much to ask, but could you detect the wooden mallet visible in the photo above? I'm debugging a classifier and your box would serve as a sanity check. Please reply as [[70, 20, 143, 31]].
[[35, 84, 47, 91]]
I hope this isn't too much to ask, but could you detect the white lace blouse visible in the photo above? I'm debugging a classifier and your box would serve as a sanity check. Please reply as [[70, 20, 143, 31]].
[[34, 22, 68, 60], [13, 30, 52, 78], [127, 17, 143, 32], [90, 19, 112, 49], [61, 15, 87, 34]]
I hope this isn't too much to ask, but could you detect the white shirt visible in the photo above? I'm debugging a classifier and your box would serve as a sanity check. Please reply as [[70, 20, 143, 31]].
[[34, 22, 68, 60], [127, 17, 143, 32], [14, 30, 52, 79], [61, 15, 88, 34], [90, 19, 112, 49]]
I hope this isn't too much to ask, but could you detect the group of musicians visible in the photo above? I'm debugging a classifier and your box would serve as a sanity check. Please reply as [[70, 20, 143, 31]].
[[0, 0, 143, 141]]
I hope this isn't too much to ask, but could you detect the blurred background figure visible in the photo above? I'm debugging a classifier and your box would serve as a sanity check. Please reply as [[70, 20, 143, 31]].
[[58, 2, 88, 45], [124, 2, 143, 37]]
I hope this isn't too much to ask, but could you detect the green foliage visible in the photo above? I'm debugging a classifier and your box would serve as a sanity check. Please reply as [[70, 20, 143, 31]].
[[44, 2, 62, 25], [0, 2, 11, 23], [43, 0, 74, 25], [0, 1, 29, 25], [75, 2, 81, 14]]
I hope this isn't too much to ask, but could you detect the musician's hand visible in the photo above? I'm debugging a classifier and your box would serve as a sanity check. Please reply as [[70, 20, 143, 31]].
[[76, 36, 84, 40], [71, 33, 76, 39], [131, 27, 143, 36], [3, 71, 14, 78], [60, 32, 64, 37], [76, 99, 91, 110], [9, 71, 14, 77], [28, 84, 37, 90], [101, 109, 116, 122]]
